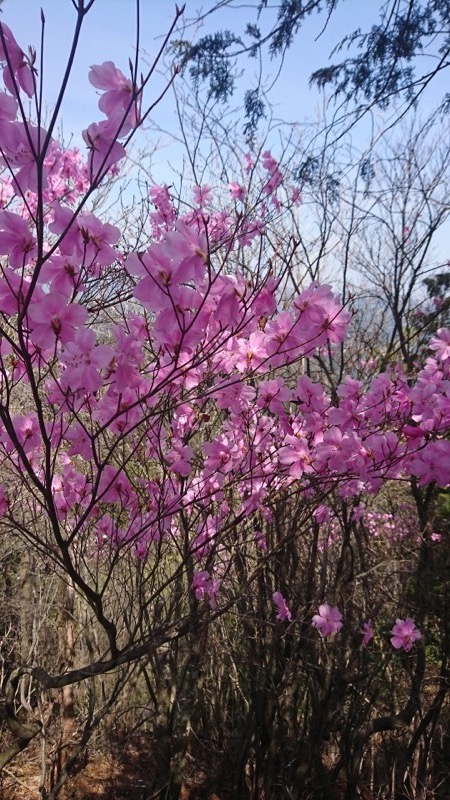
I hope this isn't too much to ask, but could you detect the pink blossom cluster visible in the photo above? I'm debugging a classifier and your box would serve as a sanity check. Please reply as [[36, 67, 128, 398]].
[[0, 21, 448, 626], [82, 59, 141, 180]]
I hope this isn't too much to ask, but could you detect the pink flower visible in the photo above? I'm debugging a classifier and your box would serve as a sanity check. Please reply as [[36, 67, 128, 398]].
[[191, 570, 220, 609], [278, 434, 313, 478], [244, 151, 253, 173], [7, 413, 41, 453], [229, 182, 246, 201], [234, 331, 269, 372], [252, 279, 278, 317], [65, 422, 93, 461], [82, 121, 126, 181], [39, 255, 81, 295], [28, 293, 87, 349], [59, 328, 112, 394], [0, 91, 17, 121], [97, 465, 133, 506], [0, 210, 36, 267], [258, 378, 291, 414], [1, 123, 50, 194], [429, 328, 450, 362], [191, 569, 213, 601], [390, 618, 421, 651], [49, 206, 120, 266], [89, 61, 139, 135], [361, 619, 374, 646], [192, 184, 212, 207], [273, 591, 292, 621], [313, 505, 331, 523], [132, 223, 207, 312], [166, 443, 194, 477], [77, 212, 121, 266], [312, 604, 342, 637], [0, 266, 32, 314], [0, 23, 34, 97], [89, 61, 129, 93], [261, 150, 277, 172]]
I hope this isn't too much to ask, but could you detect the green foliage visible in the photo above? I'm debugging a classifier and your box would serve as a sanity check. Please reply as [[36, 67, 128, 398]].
[[435, 488, 450, 525]]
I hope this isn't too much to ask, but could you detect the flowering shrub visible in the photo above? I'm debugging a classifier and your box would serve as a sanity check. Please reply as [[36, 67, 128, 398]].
[[0, 7, 448, 797]]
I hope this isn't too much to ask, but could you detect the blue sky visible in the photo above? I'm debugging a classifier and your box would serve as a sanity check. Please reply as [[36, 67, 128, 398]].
[[2, 0, 381, 147], [2, 1, 448, 273], [2, 1, 447, 185], [3, 1, 181, 141]]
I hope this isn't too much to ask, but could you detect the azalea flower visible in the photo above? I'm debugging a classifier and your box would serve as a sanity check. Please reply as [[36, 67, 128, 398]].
[[59, 328, 113, 394], [229, 182, 246, 201], [89, 60, 139, 135], [390, 618, 421, 651], [0, 23, 34, 97], [273, 591, 292, 621], [192, 569, 211, 601], [312, 604, 342, 637], [82, 121, 126, 180], [429, 328, 450, 362], [28, 293, 87, 350], [0, 210, 36, 267], [361, 619, 374, 646], [191, 570, 219, 608], [192, 184, 212, 207]]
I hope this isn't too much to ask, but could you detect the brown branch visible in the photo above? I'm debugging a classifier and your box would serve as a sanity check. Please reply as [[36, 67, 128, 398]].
[[347, 645, 426, 790], [0, 696, 42, 771]]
